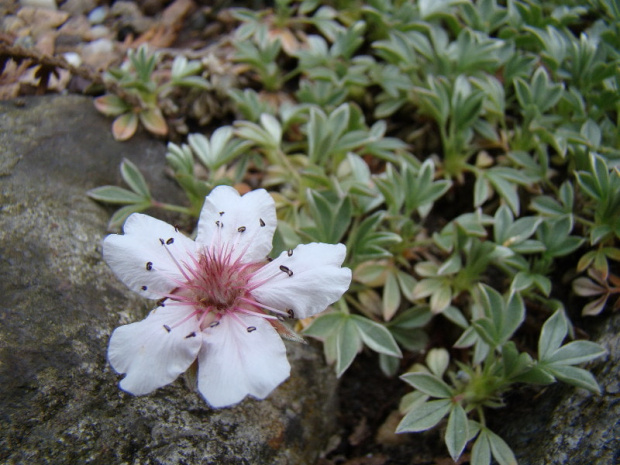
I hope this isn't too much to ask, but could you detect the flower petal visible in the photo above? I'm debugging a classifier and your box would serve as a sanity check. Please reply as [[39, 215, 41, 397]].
[[108, 305, 202, 395], [249, 243, 352, 319], [103, 213, 198, 299], [197, 314, 290, 408], [195, 186, 276, 264]]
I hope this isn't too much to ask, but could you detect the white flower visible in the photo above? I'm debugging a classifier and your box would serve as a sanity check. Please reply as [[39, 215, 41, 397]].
[[104, 186, 352, 408]]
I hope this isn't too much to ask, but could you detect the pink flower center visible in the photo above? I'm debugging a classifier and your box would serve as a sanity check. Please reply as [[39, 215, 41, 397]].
[[190, 251, 253, 312], [153, 229, 292, 334]]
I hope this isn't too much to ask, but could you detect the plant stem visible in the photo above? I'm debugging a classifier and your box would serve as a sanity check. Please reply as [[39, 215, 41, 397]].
[[152, 201, 195, 216]]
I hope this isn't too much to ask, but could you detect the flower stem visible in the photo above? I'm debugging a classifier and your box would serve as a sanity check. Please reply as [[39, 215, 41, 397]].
[[152, 201, 194, 216]]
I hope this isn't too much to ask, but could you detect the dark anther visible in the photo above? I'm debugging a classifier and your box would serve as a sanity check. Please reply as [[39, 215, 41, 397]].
[[146, 261, 153, 271], [163, 325, 171, 333], [166, 237, 174, 245], [215, 220, 223, 228], [210, 321, 220, 328], [237, 226, 246, 233], [219, 211, 225, 216], [159, 238, 165, 245], [267, 257, 273, 262], [141, 285, 148, 291], [185, 332, 197, 339], [157, 297, 168, 307], [287, 249, 293, 256], [174, 225, 180, 232], [247, 326, 257, 333], [259, 218, 265, 227], [287, 309, 295, 319], [279, 265, 293, 277]]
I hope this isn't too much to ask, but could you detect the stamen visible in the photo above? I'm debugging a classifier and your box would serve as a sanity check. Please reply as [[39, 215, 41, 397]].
[[238, 296, 290, 318], [197, 310, 212, 328], [234, 306, 279, 320], [287, 249, 293, 257], [167, 308, 202, 330], [163, 324, 171, 333], [210, 321, 220, 328], [237, 226, 246, 233], [219, 211, 225, 216], [279, 265, 293, 277], [146, 261, 153, 271], [287, 308, 295, 319], [259, 218, 265, 227], [159, 238, 165, 245], [159, 241, 192, 282], [185, 332, 197, 338], [157, 297, 167, 307], [215, 220, 223, 228], [141, 285, 148, 291], [247, 326, 257, 333]]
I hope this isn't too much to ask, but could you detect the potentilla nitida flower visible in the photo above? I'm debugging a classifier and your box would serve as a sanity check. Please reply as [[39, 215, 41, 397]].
[[104, 186, 352, 407]]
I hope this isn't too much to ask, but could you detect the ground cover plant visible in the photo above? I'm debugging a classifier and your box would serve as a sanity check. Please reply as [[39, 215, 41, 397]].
[[68, 0, 619, 463]]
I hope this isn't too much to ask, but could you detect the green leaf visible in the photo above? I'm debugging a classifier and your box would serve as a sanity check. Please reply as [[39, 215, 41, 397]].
[[87, 186, 145, 204], [351, 315, 402, 358], [112, 112, 138, 141], [426, 348, 450, 378], [546, 340, 606, 365], [139, 108, 168, 136], [545, 364, 602, 393], [396, 398, 452, 433], [501, 292, 525, 342], [260, 113, 283, 146], [120, 158, 151, 199], [94, 94, 130, 116], [454, 326, 478, 348], [107, 203, 150, 230], [538, 309, 568, 361], [400, 372, 453, 398], [382, 271, 401, 321], [486, 429, 517, 465], [335, 317, 363, 377], [302, 312, 344, 339], [471, 432, 491, 465], [379, 353, 401, 377], [388, 306, 433, 329], [445, 403, 469, 462]]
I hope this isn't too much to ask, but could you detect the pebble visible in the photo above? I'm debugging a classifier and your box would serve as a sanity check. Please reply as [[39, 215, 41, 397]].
[[62, 52, 82, 67], [17, 7, 70, 29], [60, 0, 97, 16], [80, 37, 116, 68], [110, 1, 152, 34], [19, 0, 58, 10], [88, 6, 108, 25], [89, 25, 110, 40], [81, 37, 114, 56]]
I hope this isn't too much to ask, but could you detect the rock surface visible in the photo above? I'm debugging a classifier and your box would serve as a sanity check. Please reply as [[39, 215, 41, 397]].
[[0, 95, 338, 464]]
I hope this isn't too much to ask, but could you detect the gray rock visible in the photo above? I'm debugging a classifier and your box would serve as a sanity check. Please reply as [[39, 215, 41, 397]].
[[496, 313, 619, 465], [0, 95, 338, 464]]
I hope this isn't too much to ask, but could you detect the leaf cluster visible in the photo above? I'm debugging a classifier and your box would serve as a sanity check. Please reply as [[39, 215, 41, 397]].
[[94, 46, 210, 141]]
